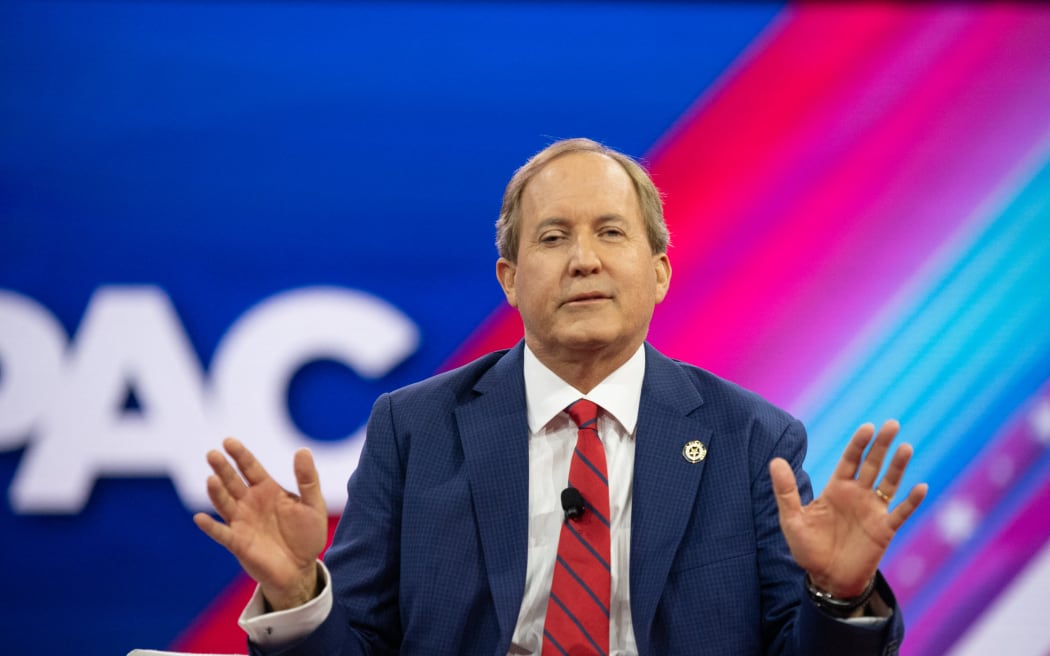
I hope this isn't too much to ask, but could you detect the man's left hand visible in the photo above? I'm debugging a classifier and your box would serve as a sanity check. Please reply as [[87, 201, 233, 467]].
[[769, 420, 928, 598]]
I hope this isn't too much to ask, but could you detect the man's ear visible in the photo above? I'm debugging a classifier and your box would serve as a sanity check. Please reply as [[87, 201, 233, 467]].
[[653, 253, 671, 303], [496, 257, 518, 307]]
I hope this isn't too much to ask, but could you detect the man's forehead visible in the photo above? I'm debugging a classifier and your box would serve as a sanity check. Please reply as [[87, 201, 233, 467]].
[[521, 152, 638, 212], [529, 150, 624, 183]]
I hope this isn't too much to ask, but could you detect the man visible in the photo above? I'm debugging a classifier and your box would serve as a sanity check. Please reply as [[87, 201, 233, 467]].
[[195, 138, 927, 655]]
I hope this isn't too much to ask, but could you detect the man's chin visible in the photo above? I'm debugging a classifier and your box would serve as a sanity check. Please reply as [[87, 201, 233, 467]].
[[552, 330, 626, 354]]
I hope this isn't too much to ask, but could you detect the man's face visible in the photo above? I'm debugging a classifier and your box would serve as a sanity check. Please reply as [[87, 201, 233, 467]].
[[496, 151, 671, 364]]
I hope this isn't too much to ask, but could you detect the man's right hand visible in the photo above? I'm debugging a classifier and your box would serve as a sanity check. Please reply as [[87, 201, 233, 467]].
[[193, 438, 329, 611]]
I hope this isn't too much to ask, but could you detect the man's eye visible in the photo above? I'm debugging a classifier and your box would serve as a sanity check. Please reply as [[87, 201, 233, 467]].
[[601, 228, 625, 238], [540, 233, 565, 244]]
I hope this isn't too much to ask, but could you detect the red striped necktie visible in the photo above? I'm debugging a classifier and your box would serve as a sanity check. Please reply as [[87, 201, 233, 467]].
[[542, 399, 611, 655]]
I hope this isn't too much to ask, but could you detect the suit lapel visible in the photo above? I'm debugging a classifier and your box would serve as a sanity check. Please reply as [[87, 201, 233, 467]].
[[455, 344, 530, 649], [630, 345, 713, 648]]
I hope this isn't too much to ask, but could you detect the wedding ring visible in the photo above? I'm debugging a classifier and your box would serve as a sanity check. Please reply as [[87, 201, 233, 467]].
[[874, 487, 892, 504]]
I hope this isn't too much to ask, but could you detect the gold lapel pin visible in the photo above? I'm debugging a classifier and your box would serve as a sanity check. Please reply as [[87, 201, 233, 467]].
[[682, 440, 707, 464]]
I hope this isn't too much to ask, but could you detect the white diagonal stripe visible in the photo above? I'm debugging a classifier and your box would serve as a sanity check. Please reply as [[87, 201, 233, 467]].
[[948, 538, 1050, 656]]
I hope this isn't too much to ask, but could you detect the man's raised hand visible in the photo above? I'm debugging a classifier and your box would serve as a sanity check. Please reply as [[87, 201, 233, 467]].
[[193, 438, 329, 610], [769, 420, 928, 599]]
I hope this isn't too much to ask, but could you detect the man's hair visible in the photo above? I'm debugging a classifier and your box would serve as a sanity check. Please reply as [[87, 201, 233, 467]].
[[495, 138, 670, 262]]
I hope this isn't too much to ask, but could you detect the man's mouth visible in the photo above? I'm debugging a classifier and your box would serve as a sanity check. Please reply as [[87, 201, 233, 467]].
[[562, 292, 610, 306]]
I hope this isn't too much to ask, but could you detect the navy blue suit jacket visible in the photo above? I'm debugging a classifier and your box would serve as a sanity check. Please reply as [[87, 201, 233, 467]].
[[256, 342, 904, 655]]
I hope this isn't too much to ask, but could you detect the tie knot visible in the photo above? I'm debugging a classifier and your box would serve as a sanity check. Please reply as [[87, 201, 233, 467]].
[[566, 398, 599, 429]]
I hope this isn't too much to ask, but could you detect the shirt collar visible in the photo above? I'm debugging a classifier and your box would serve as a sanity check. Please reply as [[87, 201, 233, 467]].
[[523, 343, 646, 435]]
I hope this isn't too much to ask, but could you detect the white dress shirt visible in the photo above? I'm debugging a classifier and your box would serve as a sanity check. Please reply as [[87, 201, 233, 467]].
[[240, 344, 646, 654], [509, 344, 642, 654]]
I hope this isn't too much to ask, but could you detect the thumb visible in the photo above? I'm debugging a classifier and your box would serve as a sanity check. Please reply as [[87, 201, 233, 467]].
[[293, 448, 327, 515], [769, 457, 802, 520]]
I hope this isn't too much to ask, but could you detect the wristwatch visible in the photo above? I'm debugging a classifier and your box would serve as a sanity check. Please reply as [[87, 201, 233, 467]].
[[804, 574, 876, 618]]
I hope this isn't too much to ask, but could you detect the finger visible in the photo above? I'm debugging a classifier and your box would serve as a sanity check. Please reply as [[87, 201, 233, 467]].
[[206, 474, 238, 523], [769, 458, 803, 519], [831, 423, 876, 481], [875, 442, 914, 500], [224, 437, 273, 487], [888, 483, 928, 532], [294, 448, 327, 515], [856, 419, 900, 488], [207, 448, 248, 500], [193, 511, 233, 549]]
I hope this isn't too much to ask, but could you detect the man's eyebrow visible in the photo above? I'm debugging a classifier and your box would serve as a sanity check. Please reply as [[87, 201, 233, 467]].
[[534, 217, 570, 231], [533, 215, 628, 231]]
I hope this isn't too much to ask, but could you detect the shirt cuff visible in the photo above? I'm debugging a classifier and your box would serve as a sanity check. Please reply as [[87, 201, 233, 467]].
[[841, 615, 889, 626], [238, 561, 333, 647]]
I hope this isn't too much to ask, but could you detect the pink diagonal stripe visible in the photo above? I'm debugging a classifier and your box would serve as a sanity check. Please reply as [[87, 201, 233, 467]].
[[647, 5, 1050, 406], [882, 385, 1050, 610], [901, 457, 1050, 655], [648, 3, 913, 264]]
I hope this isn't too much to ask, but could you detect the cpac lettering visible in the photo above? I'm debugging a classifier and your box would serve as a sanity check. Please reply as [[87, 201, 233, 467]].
[[0, 286, 419, 514]]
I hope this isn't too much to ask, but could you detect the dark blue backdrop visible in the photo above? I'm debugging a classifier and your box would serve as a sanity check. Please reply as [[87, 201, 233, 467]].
[[0, 2, 780, 653]]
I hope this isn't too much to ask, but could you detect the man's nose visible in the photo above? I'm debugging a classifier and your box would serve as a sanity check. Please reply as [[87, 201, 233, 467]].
[[569, 235, 602, 275]]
